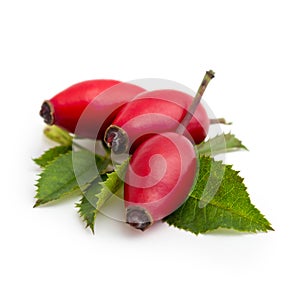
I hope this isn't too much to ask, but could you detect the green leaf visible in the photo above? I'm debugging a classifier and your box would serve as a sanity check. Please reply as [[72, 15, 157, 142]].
[[33, 145, 72, 168], [95, 160, 129, 210], [164, 156, 273, 234], [34, 150, 109, 207], [43, 125, 73, 146], [76, 174, 108, 234], [76, 160, 128, 233], [197, 133, 247, 156]]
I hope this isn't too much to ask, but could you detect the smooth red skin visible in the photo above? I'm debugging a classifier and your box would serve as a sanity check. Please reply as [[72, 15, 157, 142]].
[[124, 132, 197, 222], [110, 89, 210, 147], [48, 80, 145, 139]]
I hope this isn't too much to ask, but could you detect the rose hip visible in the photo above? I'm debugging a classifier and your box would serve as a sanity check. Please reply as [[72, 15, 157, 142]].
[[104, 89, 210, 154], [40, 80, 145, 139], [124, 132, 197, 230], [124, 71, 214, 231]]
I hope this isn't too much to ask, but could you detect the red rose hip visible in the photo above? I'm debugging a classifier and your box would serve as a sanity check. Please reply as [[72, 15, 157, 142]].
[[40, 79, 145, 139], [124, 70, 215, 231], [104, 89, 210, 154], [124, 132, 197, 230]]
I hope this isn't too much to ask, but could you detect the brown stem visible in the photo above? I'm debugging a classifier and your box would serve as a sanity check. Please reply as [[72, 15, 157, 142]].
[[176, 70, 215, 135], [210, 118, 232, 125]]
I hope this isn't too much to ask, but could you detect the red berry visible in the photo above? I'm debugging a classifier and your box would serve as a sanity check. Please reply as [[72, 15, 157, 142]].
[[40, 80, 145, 139], [124, 132, 197, 231], [104, 89, 209, 153]]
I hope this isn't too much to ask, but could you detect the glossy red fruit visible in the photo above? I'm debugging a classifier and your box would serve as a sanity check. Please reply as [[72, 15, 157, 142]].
[[104, 89, 209, 153], [124, 132, 197, 231], [40, 80, 145, 139]]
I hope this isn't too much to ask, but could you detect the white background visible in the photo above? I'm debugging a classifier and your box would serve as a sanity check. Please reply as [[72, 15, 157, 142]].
[[1, 0, 299, 299]]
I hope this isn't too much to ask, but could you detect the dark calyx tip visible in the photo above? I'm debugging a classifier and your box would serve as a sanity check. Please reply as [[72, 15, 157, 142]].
[[126, 206, 153, 231], [105, 125, 129, 154], [40, 101, 54, 125]]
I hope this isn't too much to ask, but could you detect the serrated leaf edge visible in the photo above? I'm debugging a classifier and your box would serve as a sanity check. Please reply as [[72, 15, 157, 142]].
[[33, 151, 81, 207], [75, 198, 97, 234], [164, 157, 273, 235], [33, 146, 72, 168], [197, 132, 248, 156]]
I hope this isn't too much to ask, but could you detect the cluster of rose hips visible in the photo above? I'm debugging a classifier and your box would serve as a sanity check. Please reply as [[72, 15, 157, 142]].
[[40, 71, 216, 231]]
